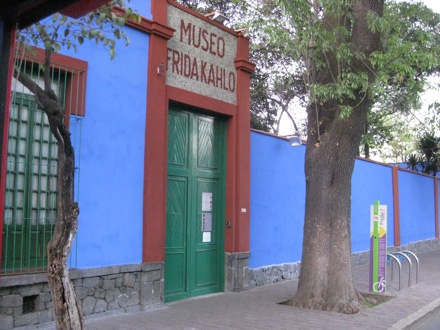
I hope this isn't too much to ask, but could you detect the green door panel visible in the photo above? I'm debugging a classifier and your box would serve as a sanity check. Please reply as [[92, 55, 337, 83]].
[[165, 107, 226, 302], [197, 117, 218, 170], [164, 177, 188, 298], [194, 179, 218, 293], [168, 111, 189, 168]]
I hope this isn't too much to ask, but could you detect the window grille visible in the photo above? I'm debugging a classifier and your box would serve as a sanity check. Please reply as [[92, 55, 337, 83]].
[[1, 49, 85, 274]]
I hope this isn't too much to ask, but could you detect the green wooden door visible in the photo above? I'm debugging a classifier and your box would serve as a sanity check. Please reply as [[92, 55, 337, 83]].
[[165, 107, 226, 302]]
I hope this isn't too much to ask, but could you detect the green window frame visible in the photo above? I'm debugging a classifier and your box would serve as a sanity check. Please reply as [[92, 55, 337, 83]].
[[2, 92, 59, 273], [1, 49, 86, 274]]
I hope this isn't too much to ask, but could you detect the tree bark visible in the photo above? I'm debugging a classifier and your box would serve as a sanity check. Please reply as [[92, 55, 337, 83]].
[[14, 49, 84, 329], [290, 0, 384, 313]]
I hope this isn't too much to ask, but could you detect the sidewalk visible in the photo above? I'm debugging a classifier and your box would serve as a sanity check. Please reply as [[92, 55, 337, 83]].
[[85, 249, 440, 330]]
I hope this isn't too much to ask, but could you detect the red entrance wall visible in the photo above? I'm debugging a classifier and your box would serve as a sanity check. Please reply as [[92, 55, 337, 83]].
[[142, 0, 255, 262]]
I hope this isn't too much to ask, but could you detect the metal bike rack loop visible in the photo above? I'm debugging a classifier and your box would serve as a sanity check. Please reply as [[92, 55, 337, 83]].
[[393, 252, 412, 287], [401, 250, 419, 283], [387, 253, 401, 290]]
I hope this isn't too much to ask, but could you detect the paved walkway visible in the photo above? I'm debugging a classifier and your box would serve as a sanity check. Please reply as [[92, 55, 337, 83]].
[[85, 249, 440, 330]]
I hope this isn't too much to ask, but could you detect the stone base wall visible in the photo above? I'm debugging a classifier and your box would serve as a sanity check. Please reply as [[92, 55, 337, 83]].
[[225, 252, 250, 292], [351, 238, 440, 266], [0, 262, 163, 329], [249, 262, 300, 288], [250, 238, 440, 288]]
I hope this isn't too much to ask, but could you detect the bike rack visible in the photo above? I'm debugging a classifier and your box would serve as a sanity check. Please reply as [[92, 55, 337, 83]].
[[401, 250, 419, 283], [387, 253, 402, 290], [393, 252, 412, 287]]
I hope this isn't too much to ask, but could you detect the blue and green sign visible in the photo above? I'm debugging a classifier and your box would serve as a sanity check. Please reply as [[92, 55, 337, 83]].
[[370, 201, 387, 292]]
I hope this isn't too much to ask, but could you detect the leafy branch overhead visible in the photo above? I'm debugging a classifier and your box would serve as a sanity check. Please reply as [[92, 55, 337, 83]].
[[17, 0, 140, 59]]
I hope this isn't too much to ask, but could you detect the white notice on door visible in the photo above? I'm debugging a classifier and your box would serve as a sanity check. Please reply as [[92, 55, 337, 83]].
[[202, 232, 211, 243], [202, 192, 213, 211]]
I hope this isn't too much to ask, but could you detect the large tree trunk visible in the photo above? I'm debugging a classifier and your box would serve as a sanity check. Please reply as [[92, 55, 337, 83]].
[[292, 101, 368, 313], [14, 49, 84, 329], [291, 0, 384, 313]]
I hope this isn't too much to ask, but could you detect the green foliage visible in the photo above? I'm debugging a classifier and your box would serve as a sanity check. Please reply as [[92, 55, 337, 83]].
[[253, 0, 440, 150], [173, 0, 241, 15], [240, 0, 308, 133], [406, 132, 440, 176], [17, 0, 140, 59], [370, 1, 440, 109], [360, 1, 440, 158]]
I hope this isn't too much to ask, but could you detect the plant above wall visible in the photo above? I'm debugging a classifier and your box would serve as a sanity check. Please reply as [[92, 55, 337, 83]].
[[406, 132, 440, 176]]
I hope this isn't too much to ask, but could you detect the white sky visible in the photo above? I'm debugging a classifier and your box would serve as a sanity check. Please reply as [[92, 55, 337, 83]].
[[421, 0, 440, 13]]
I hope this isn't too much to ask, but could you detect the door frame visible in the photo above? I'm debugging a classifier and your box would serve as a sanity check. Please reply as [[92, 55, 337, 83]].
[[165, 107, 226, 302], [142, 0, 255, 294]]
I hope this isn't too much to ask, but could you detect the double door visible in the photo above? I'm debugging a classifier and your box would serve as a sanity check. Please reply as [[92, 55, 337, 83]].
[[165, 107, 226, 302]]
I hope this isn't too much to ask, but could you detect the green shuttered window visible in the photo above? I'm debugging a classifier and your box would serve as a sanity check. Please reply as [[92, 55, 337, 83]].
[[2, 50, 85, 274]]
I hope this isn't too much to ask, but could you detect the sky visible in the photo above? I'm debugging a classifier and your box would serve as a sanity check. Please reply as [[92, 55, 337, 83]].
[[421, 0, 440, 13]]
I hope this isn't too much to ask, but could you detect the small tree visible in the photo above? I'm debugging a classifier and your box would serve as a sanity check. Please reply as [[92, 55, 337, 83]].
[[13, 1, 138, 328]]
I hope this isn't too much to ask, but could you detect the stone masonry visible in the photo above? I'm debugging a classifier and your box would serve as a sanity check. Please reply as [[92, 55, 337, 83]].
[[249, 238, 440, 288], [249, 262, 300, 288], [226, 252, 250, 292], [0, 262, 163, 330]]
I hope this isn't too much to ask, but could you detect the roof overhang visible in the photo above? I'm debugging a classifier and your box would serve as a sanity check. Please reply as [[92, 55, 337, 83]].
[[1, 0, 111, 28]]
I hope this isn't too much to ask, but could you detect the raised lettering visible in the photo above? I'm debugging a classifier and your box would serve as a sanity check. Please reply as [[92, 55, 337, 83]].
[[217, 37, 225, 58], [191, 58, 199, 80], [216, 66, 222, 88], [192, 25, 201, 48], [223, 68, 228, 91], [208, 64, 215, 85], [180, 20, 192, 45], [209, 33, 217, 56], [180, 51, 184, 74], [228, 72, 236, 92], [201, 60, 208, 83], [167, 48, 173, 70], [184, 54, 191, 77], [172, 49, 180, 74], [201, 29, 209, 51]]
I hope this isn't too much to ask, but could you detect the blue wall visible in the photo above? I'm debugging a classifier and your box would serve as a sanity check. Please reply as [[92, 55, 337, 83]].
[[399, 171, 435, 245], [249, 131, 438, 270], [131, 0, 152, 19], [249, 132, 305, 268], [351, 160, 394, 252], [61, 25, 149, 268]]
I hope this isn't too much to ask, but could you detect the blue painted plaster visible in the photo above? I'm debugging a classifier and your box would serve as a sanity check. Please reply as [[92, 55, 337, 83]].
[[351, 160, 394, 252], [399, 171, 435, 244], [61, 27, 149, 268], [249, 132, 305, 268], [131, 0, 152, 19]]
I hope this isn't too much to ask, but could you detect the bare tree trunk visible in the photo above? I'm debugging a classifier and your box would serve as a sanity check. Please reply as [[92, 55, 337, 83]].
[[290, 0, 384, 313], [14, 49, 84, 329]]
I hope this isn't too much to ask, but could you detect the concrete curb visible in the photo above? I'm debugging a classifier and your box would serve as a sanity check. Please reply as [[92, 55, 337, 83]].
[[388, 297, 440, 329]]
